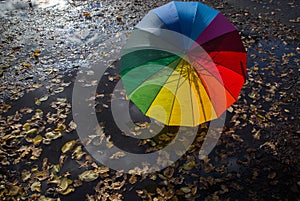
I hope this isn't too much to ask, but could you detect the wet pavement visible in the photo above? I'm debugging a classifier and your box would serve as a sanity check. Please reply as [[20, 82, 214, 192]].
[[0, 0, 299, 201]]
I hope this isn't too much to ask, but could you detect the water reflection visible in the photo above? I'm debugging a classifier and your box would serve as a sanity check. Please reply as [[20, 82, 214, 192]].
[[0, 0, 68, 10]]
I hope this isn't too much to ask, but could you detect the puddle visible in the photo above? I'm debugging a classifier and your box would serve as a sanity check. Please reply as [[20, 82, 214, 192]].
[[0, 0, 68, 10]]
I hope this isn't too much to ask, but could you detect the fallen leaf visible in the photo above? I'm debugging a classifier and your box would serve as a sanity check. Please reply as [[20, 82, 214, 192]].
[[109, 151, 126, 159], [26, 128, 38, 135], [79, 170, 99, 182], [30, 181, 41, 192], [23, 63, 32, 68], [59, 187, 74, 195], [39, 95, 49, 102], [61, 140, 76, 153], [83, 11, 91, 17], [180, 187, 191, 193], [32, 135, 43, 145], [58, 177, 70, 191]]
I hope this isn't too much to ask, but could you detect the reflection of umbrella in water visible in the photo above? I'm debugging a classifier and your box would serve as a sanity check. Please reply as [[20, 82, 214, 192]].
[[120, 1, 247, 127]]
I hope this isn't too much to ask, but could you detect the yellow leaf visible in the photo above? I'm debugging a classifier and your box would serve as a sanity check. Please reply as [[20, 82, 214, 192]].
[[22, 122, 31, 131], [61, 140, 76, 153], [58, 177, 69, 191], [23, 63, 32, 68], [52, 164, 60, 175], [32, 135, 43, 145], [55, 124, 66, 131], [59, 187, 74, 195], [79, 170, 99, 182], [38, 196, 54, 201], [26, 128, 38, 135], [34, 50, 41, 57]]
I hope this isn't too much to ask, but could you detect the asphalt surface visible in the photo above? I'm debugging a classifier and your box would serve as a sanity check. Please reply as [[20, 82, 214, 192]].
[[0, 0, 299, 201]]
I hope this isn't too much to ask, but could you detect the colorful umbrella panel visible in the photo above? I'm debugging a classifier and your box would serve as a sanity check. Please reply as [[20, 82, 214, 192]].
[[121, 1, 247, 126]]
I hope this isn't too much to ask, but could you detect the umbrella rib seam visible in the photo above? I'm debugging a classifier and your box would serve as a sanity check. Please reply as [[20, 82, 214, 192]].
[[126, 56, 180, 97], [187, 63, 195, 126], [167, 59, 185, 125], [196, 72, 218, 120], [121, 53, 179, 76], [189, 54, 241, 101], [196, 65, 238, 104], [192, 68, 207, 122], [197, 30, 242, 50], [190, 50, 245, 76], [207, 51, 246, 76], [143, 58, 182, 115]]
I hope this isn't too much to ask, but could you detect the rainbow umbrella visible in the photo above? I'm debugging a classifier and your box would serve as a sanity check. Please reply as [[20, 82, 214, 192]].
[[120, 1, 247, 126]]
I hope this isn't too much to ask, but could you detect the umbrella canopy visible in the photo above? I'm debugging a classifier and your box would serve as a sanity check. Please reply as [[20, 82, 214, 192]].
[[120, 1, 247, 126]]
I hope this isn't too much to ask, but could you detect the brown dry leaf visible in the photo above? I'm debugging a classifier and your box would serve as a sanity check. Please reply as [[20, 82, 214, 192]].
[[14, 145, 41, 164], [108, 180, 126, 190], [7, 185, 22, 196], [97, 166, 110, 174], [253, 130, 261, 140], [129, 175, 137, 184], [83, 11, 91, 17], [232, 134, 244, 142], [182, 161, 195, 171], [260, 142, 276, 152], [191, 186, 197, 195], [110, 193, 123, 201], [268, 172, 277, 179], [204, 163, 215, 173], [72, 146, 85, 160], [116, 15, 122, 21], [0, 103, 12, 112], [68, 121, 77, 131], [221, 185, 229, 193], [200, 155, 210, 164], [22, 170, 31, 182], [30, 147, 42, 160], [163, 167, 174, 178]]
